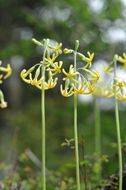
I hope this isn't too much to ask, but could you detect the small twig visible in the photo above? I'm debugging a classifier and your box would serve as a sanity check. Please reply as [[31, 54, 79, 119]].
[[25, 148, 50, 176]]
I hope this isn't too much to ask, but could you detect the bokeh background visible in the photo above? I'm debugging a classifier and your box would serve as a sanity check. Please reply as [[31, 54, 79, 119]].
[[1, 0, 126, 179]]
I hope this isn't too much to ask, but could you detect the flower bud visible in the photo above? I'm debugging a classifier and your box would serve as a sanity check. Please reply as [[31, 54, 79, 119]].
[[63, 48, 73, 54], [32, 38, 43, 46], [75, 40, 79, 51]]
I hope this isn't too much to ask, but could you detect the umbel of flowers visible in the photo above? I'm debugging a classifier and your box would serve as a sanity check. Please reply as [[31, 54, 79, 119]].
[[61, 48, 99, 97], [21, 39, 63, 90], [93, 54, 126, 190], [20, 38, 63, 190], [60, 40, 100, 190], [0, 61, 12, 108]]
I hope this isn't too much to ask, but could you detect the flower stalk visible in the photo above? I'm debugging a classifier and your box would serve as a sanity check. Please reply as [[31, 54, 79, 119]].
[[114, 56, 123, 190], [94, 96, 101, 180], [41, 39, 49, 190], [74, 41, 81, 190]]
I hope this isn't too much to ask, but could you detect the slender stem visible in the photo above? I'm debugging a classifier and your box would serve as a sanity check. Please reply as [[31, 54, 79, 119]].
[[74, 50, 81, 190], [114, 58, 123, 190], [94, 96, 101, 180], [41, 41, 48, 190]]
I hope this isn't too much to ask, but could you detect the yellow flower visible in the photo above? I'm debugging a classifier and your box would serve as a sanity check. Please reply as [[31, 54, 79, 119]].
[[45, 77, 58, 89], [116, 53, 126, 68], [20, 65, 45, 89], [29, 74, 44, 89], [93, 82, 114, 97], [114, 78, 126, 89], [78, 51, 94, 68], [74, 80, 95, 95], [103, 64, 113, 75], [60, 85, 74, 97], [48, 42, 62, 55], [44, 53, 58, 67], [0, 90, 7, 108], [0, 61, 12, 82], [84, 68, 100, 83], [48, 61, 63, 75], [62, 65, 79, 80], [117, 95, 126, 101], [20, 65, 37, 84], [44, 70, 58, 89], [21, 65, 58, 90]]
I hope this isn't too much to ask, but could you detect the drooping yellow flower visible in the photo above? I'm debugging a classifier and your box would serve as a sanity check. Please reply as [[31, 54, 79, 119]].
[[62, 65, 79, 80], [0, 61, 12, 108], [0, 90, 7, 108], [103, 64, 113, 75], [77, 51, 94, 68], [73, 83, 93, 95], [20, 65, 40, 84], [83, 68, 100, 83], [60, 85, 74, 97], [0, 61, 12, 83], [48, 61, 63, 75], [72, 75, 94, 95], [44, 70, 58, 89], [48, 42, 62, 55], [116, 53, 126, 68]]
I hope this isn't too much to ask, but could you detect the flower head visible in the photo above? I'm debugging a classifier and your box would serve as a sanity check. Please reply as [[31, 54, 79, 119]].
[[21, 38, 62, 91], [48, 42, 62, 55], [77, 51, 94, 68], [60, 84, 74, 97], [62, 65, 79, 80], [48, 61, 63, 75]]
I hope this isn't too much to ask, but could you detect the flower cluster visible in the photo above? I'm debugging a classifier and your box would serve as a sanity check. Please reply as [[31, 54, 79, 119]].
[[20, 38, 63, 90], [94, 54, 126, 100], [0, 61, 12, 108], [113, 54, 126, 101], [60, 42, 100, 97]]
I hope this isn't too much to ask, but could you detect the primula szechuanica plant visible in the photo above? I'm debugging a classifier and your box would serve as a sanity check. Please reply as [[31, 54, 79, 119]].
[[99, 55, 123, 190], [20, 38, 63, 190], [61, 40, 100, 190], [0, 61, 12, 108]]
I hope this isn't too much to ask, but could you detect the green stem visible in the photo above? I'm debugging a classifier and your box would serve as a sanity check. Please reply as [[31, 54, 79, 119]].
[[94, 96, 101, 180], [114, 58, 123, 190], [41, 40, 48, 190], [41, 79, 46, 190], [74, 50, 81, 190]]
